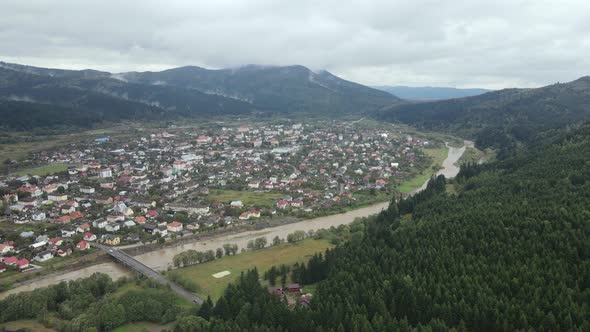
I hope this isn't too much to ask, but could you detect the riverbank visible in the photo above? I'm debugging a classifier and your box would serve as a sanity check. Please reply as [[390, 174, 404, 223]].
[[0, 140, 467, 298]]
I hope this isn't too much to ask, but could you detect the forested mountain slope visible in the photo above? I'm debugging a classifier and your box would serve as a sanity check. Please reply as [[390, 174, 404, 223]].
[[0, 61, 399, 131], [170, 124, 590, 331], [121, 65, 400, 114], [374, 76, 590, 153]]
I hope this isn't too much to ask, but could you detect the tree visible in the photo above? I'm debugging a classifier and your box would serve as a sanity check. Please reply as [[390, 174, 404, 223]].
[[216, 248, 224, 259], [272, 236, 282, 246]]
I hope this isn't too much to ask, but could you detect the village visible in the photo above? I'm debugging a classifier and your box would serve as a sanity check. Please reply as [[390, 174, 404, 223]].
[[0, 120, 437, 274]]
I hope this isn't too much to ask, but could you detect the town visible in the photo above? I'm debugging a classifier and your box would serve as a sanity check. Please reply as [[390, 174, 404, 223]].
[[0, 120, 439, 275]]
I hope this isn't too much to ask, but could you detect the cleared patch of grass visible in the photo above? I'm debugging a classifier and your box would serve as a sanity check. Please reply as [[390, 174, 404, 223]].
[[14, 163, 70, 176], [398, 147, 448, 193], [0, 320, 56, 332], [112, 321, 172, 332], [207, 189, 283, 207], [171, 238, 333, 300]]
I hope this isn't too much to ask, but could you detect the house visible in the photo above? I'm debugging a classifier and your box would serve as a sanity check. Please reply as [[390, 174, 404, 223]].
[[76, 240, 90, 251], [287, 283, 302, 294], [34, 250, 54, 262], [105, 222, 121, 232], [276, 200, 289, 209], [61, 228, 76, 238], [31, 211, 46, 221], [76, 223, 91, 233], [29, 241, 47, 250], [99, 169, 113, 178], [146, 210, 159, 218], [239, 210, 261, 220], [56, 247, 72, 257], [92, 219, 108, 229], [143, 224, 157, 234], [0, 244, 14, 255], [134, 216, 147, 224], [167, 221, 183, 233], [101, 234, 120, 246], [126, 233, 140, 242], [230, 200, 243, 208], [196, 135, 212, 144], [154, 225, 168, 237], [3, 256, 18, 265], [16, 258, 29, 270], [83, 232, 97, 241], [123, 220, 136, 228], [48, 238, 63, 247], [48, 193, 68, 202], [80, 187, 95, 194]]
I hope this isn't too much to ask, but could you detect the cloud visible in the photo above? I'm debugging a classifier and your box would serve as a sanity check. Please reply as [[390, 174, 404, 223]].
[[0, 0, 588, 89]]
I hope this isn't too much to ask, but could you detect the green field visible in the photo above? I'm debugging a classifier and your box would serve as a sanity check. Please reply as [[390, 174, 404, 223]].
[[14, 163, 70, 176], [170, 238, 333, 300], [0, 320, 57, 331], [208, 189, 283, 207], [112, 321, 172, 332], [398, 147, 448, 193]]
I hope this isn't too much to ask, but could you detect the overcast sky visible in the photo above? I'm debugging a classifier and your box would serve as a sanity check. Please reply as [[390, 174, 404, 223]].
[[1, 0, 589, 89]]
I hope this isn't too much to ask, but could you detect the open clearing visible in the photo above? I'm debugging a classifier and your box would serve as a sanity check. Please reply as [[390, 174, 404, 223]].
[[14, 163, 70, 176], [398, 147, 448, 193], [0, 320, 57, 331], [207, 189, 283, 207], [171, 238, 333, 300]]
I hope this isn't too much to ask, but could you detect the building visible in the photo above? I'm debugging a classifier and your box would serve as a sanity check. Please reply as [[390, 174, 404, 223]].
[[76, 240, 90, 251], [34, 250, 54, 262], [167, 221, 184, 233]]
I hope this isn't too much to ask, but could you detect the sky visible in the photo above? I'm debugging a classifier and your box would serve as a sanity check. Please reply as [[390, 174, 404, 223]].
[[1, 0, 589, 89]]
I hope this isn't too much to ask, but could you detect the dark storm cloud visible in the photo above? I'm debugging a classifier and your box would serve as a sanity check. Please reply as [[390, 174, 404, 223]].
[[1, 0, 588, 88]]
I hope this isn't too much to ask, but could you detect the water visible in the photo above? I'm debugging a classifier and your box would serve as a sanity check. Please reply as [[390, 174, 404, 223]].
[[0, 142, 468, 298]]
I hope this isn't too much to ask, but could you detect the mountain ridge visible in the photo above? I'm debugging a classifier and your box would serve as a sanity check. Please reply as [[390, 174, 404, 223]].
[[0, 61, 400, 130]]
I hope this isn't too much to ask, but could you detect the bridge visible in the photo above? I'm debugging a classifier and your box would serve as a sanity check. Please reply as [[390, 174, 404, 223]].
[[91, 243, 204, 305]]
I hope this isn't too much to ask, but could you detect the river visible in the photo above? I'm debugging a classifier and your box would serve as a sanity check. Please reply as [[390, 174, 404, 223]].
[[0, 141, 468, 298]]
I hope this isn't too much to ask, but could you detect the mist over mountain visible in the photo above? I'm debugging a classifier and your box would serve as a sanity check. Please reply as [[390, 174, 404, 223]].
[[0, 61, 399, 130]]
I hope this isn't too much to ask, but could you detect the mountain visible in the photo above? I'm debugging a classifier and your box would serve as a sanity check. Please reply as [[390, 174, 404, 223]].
[[0, 61, 399, 130], [121, 64, 400, 114], [374, 76, 590, 152], [373, 85, 491, 100]]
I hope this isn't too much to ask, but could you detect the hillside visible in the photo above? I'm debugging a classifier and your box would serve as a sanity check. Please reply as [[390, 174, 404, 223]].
[[373, 85, 491, 100], [374, 76, 590, 152], [0, 61, 399, 130], [121, 65, 400, 114]]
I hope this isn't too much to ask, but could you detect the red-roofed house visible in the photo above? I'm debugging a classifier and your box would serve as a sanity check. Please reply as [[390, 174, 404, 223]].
[[16, 258, 29, 270], [76, 241, 90, 251], [276, 200, 289, 209], [3, 256, 18, 265], [167, 221, 183, 233], [83, 233, 97, 241]]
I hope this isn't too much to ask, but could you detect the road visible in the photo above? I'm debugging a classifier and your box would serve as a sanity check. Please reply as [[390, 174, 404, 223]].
[[90, 242, 203, 305]]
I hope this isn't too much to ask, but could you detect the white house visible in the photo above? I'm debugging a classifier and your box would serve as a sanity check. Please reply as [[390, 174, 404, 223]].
[[99, 169, 113, 178], [34, 250, 54, 262], [167, 221, 183, 233]]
